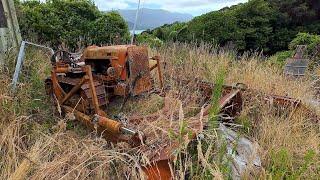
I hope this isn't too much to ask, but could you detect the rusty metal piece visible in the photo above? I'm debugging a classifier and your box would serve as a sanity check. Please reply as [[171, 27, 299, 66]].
[[199, 89, 243, 119], [62, 105, 143, 145], [84, 66, 101, 115], [152, 56, 164, 89], [50, 70, 66, 102], [128, 46, 152, 95], [265, 95, 301, 107], [61, 76, 87, 104], [54, 66, 70, 73], [219, 89, 243, 118], [143, 160, 172, 180], [264, 95, 319, 123], [135, 85, 244, 179], [96, 115, 121, 134], [47, 44, 164, 147]]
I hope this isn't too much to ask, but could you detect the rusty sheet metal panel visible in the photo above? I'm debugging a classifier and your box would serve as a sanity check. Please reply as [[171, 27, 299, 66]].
[[284, 58, 309, 76], [127, 46, 152, 96], [265, 95, 301, 107]]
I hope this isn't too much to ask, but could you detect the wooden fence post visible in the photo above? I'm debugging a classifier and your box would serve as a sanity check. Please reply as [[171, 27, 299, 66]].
[[0, 0, 21, 65]]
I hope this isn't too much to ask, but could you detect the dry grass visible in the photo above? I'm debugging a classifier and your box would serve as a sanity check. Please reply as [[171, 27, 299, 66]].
[[0, 43, 319, 179]]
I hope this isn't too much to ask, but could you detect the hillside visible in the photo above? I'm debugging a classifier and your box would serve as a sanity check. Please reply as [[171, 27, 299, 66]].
[[117, 8, 193, 30], [142, 0, 320, 54]]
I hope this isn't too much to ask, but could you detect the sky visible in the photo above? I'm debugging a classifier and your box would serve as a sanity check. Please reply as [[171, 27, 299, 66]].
[[94, 0, 248, 16]]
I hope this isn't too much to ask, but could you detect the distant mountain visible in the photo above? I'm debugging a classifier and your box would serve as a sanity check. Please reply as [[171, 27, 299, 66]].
[[117, 8, 193, 30]]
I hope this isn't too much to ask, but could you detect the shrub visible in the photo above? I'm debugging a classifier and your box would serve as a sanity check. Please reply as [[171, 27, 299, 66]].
[[136, 33, 163, 48], [269, 50, 294, 68], [15, 0, 129, 50], [289, 33, 320, 55]]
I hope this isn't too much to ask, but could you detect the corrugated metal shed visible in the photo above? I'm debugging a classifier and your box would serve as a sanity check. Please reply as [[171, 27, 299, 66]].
[[0, 0, 21, 64]]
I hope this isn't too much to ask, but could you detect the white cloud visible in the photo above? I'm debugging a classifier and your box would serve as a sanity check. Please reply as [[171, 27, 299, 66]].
[[160, 0, 247, 15], [95, 0, 248, 15], [93, 0, 132, 11]]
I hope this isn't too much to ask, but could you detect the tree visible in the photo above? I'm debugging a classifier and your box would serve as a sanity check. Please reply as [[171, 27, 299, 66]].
[[91, 11, 130, 45], [140, 0, 320, 54], [267, 0, 320, 53], [15, 0, 129, 50], [234, 0, 275, 52]]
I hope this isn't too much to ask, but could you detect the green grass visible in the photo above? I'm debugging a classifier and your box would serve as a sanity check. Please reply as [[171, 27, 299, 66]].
[[208, 68, 226, 130]]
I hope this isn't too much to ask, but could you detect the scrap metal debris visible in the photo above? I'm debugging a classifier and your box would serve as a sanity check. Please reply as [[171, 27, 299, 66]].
[[219, 124, 261, 180]]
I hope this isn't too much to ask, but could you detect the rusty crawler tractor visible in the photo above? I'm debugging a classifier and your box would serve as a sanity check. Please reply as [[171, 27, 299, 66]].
[[45, 45, 163, 145], [45, 45, 246, 179]]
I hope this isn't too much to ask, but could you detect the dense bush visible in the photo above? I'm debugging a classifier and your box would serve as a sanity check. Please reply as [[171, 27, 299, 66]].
[[289, 33, 320, 55], [90, 11, 130, 46], [15, 0, 130, 50], [136, 33, 163, 48]]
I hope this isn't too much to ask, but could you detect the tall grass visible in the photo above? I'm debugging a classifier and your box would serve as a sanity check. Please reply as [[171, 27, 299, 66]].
[[0, 43, 319, 179], [154, 43, 319, 178]]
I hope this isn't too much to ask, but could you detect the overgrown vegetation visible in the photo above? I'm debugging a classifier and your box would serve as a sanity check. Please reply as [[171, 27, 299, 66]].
[[3, 44, 318, 179], [2, 0, 320, 178]]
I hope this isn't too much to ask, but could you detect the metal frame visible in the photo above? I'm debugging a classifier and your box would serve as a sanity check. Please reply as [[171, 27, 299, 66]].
[[50, 62, 143, 144]]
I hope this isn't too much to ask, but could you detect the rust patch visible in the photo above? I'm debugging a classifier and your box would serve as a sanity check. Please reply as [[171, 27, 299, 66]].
[[127, 46, 152, 96]]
